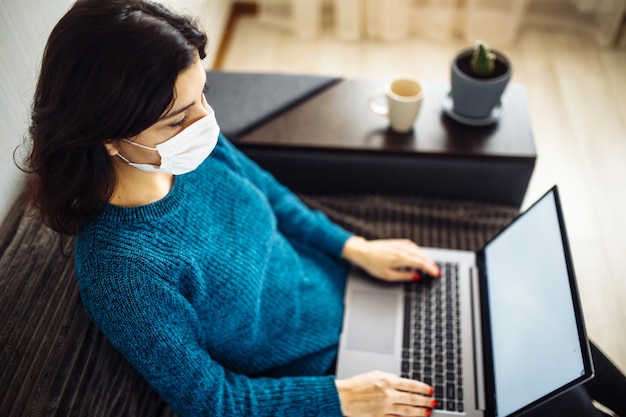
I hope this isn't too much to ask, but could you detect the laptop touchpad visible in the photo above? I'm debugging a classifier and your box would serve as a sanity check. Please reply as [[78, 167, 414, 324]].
[[347, 290, 397, 354]]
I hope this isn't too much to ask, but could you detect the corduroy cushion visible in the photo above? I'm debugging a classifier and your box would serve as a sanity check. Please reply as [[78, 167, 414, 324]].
[[0, 192, 517, 416], [0, 194, 177, 417], [300, 194, 518, 252]]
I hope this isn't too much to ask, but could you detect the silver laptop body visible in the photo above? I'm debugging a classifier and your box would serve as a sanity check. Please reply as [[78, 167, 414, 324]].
[[336, 187, 594, 417]]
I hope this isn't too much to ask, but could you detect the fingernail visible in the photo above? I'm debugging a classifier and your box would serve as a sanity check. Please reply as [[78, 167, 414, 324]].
[[435, 268, 441, 278], [426, 409, 432, 416], [412, 273, 421, 281], [429, 387, 434, 395], [431, 399, 438, 408]]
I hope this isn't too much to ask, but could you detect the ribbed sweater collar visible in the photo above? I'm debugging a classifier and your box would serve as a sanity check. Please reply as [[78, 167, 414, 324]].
[[99, 177, 186, 224]]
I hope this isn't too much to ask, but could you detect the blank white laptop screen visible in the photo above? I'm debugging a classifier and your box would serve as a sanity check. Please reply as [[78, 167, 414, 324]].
[[484, 191, 588, 417]]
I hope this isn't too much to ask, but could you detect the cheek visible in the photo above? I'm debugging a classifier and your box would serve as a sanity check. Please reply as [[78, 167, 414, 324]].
[[139, 147, 163, 165], [122, 131, 172, 165], [120, 146, 162, 166]]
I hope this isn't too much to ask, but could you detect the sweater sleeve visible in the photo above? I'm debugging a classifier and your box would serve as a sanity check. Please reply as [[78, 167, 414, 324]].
[[213, 135, 353, 258], [77, 254, 343, 417]]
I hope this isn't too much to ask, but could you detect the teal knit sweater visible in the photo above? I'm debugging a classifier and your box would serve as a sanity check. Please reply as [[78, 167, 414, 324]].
[[75, 135, 353, 416]]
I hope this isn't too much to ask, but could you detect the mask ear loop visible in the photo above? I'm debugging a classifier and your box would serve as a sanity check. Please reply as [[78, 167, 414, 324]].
[[115, 153, 133, 164], [122, 139, 158, 151], [117, 139, 158, 166], [116, 151, 162, 171]]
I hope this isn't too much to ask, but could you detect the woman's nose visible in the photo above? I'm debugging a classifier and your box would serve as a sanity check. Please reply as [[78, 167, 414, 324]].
[[187, 97, 212, 126], [201, 94, 212, 116]]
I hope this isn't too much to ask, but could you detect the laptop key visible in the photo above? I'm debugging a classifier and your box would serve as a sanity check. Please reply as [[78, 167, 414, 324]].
[[446, 384, 456, 400]]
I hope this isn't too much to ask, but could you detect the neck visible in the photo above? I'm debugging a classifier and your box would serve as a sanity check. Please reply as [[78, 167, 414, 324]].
[[109, 159, 174, 207]]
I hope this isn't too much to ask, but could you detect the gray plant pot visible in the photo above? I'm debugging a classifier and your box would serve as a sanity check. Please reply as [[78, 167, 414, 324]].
[[450, 47, 512, 119]]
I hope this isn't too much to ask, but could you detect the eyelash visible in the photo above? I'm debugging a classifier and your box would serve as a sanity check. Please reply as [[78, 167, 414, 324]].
[[167, 87, 208, 129], [169, 115, 187, 129]]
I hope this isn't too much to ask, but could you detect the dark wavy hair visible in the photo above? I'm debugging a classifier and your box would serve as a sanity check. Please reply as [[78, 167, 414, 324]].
[[22, 0, 207, 236]]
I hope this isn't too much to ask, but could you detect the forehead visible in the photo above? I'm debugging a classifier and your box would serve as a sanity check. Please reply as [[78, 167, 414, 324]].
[[173, 58, 205, 99], [160, 57, 206, 119]]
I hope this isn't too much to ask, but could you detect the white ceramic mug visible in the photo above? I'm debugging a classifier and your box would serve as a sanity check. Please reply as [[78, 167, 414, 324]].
[[368, 78, 423, 133]]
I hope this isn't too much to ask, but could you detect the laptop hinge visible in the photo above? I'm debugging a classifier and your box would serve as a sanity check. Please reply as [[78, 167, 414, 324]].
[[470, 266, 487, 411]]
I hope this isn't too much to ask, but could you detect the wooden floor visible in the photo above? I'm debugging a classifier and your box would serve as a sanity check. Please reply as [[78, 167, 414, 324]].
[[216, 13, 626, 373]]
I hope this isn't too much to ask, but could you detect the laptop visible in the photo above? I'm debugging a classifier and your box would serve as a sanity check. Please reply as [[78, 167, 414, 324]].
[[336, 186, 594, 417]]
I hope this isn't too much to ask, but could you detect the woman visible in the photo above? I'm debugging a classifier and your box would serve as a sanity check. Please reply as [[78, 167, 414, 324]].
[[27, 1, 439, 416], [24, 1, 625, 416]]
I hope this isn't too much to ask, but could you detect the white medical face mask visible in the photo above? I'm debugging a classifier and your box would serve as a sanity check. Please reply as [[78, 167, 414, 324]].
[[117, 109, 220, 175]]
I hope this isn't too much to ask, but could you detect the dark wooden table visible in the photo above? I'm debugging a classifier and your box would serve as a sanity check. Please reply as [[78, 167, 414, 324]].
[[235, 79, 536, 207]]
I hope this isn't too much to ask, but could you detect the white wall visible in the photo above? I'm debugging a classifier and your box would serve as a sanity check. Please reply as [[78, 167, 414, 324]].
[[162, 0, 233, 68], [0, 0, 232, 226], [0, 0, 74, 225]]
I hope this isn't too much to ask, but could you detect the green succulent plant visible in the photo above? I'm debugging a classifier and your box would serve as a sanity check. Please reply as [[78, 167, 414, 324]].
[[470, 41, 495, 77]]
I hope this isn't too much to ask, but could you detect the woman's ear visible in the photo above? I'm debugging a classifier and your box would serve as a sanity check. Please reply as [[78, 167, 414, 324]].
[[103, 141, 120, 156]]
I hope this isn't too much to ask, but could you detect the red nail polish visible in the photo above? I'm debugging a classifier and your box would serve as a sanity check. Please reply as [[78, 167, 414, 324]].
[[412, 273, 421, 281], [429, 387, 434, 395], [426, 409, 432, 416], [432, 399, 438, 408]]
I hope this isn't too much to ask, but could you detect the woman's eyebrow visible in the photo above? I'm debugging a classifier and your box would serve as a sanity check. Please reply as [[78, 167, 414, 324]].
[[160, 102, 195, 121]]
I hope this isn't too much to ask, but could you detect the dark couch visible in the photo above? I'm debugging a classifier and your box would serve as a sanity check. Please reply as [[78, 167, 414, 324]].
[[0, 72, 520, 416]]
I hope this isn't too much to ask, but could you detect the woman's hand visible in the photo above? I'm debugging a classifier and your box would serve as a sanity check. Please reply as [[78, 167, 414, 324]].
[[335, 371, 436, 417], [341, 236, 440, 282]]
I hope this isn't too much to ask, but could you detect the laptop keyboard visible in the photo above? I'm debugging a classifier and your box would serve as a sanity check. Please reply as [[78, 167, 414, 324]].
[[402, 262, 465, 413]]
